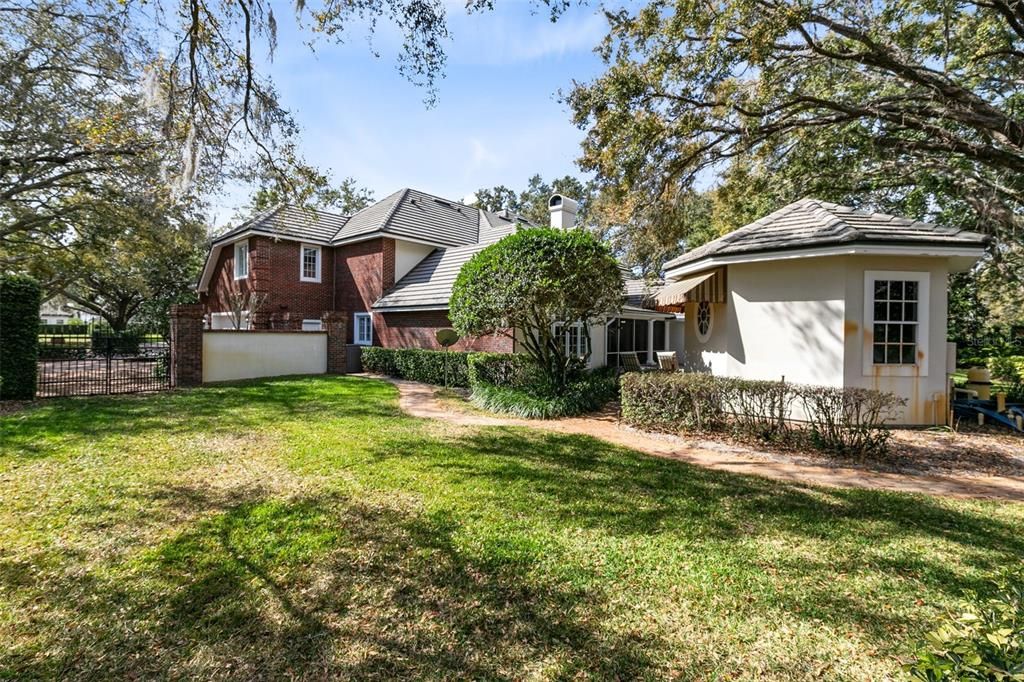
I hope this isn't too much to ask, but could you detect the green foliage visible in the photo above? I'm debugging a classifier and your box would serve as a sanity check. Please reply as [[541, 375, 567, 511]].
[[474, 174, 595, 228], [620, 373, 728, 433], [906, 571, 1024, 681], [450, 228, 623, 391], [250, 173, 375, 215], [467, 352, 541, 390], [570, 0, 1023, 288], [360, 347, 470, 387], [470, 368, 619, 419], [988, 356, 1024, 402], [620, 373, 904, 456], [0, 274, 41, 399]]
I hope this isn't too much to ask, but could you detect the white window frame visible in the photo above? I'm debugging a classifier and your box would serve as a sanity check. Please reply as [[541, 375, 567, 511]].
[[862, 270, 929, 377], [695, 301, 713, 344], [301, 319, 323, 332], [354, 312, 373, 346], [233, 240, 249, 280], [299, 244, 321, 283], [553, 321, 586, 358]]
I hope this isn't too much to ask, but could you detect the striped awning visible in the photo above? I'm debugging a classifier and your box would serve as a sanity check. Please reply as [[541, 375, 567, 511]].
[[654, 271, 715, 307]]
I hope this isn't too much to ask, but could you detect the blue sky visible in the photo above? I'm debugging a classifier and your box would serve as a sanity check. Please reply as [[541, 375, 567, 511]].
[[213, 1, 612, 226]]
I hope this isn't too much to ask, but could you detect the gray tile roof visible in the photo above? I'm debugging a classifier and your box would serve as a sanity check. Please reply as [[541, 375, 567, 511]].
[[664, 198, 989, 270], [624, 278, 663, 308], [373, 218, 522, 310], [331, 188, 482, 247], [212, 205, 349, 245]]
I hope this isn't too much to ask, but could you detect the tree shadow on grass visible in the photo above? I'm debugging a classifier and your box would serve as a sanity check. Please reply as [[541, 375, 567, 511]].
[[365, 425, 1024, 646], [0, 486, 663, 680], [1, 376, 402, 460]]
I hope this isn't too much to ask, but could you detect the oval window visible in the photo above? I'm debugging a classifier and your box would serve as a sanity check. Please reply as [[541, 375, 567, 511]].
[[696, 301, 713, 343]]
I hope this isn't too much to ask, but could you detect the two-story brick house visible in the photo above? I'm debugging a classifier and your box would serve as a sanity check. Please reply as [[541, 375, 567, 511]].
[[198, 187, 676, 362]]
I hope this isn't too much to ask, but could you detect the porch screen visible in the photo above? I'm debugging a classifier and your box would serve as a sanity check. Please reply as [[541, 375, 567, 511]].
[[606, 318, 650, 366]]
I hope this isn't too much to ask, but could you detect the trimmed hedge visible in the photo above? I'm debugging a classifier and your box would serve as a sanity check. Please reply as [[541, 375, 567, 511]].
[[1, 275, 42, 399], [467, 352, 540, 390], [91, 329, 142, 357], [361, 347, 471, 387], [470, 368, 619, 419], [621, 373, 905, 456]]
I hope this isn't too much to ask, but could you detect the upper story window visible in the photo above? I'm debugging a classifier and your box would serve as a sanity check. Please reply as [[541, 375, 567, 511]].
[[300, 244, 321, 282], [354, 312, 373, 345], [863, 270, 930, 376], [233, 241, 249, 280]]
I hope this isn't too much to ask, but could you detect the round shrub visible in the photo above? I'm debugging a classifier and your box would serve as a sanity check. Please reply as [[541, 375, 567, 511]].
[[0, 274, 42, 400]]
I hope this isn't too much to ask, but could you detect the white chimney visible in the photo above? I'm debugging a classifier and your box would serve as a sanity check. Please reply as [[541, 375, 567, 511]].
[[548, 194, 579, 229]]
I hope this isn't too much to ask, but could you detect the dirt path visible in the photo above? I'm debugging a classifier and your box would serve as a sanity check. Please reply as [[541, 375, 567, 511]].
[[375, 376, 1024, 503]]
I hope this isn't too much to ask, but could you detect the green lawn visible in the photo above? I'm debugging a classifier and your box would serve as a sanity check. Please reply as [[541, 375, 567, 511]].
[[2, 376, 1022, 680]]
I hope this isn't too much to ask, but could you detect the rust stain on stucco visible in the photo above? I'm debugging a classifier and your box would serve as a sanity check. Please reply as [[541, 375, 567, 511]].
[[844, 320, 859, 337]]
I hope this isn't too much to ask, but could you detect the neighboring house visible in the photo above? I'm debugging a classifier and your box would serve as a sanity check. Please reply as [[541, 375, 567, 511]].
[[39, 296, 98, 325], [198, 189, 677, 364], [654, 198, 988, 425]]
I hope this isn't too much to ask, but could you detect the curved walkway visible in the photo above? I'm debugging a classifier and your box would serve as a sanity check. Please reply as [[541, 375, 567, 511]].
[[378, 377, 1024, 503]]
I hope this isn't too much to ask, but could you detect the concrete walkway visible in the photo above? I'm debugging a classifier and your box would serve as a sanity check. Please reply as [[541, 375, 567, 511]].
[[376, 376, 1024, 503]]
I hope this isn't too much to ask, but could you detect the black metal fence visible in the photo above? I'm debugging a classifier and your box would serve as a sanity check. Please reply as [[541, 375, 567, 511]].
[[37, 324, 170, 397]]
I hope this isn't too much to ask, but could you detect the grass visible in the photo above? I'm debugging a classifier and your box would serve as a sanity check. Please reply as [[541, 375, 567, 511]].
[[2, 376, 1023, 680]]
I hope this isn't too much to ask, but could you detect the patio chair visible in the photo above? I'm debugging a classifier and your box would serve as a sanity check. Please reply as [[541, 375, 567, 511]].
[[656, 351, 679, 372], [620, 352, 644, 373]]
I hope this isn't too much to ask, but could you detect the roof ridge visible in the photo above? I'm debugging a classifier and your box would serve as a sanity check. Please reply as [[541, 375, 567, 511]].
[[378, 187, 411, 234], [799, 198, 862, 241]]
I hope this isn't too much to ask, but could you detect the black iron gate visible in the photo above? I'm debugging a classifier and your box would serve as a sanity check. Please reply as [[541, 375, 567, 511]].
[[37, 324, 171, 398]]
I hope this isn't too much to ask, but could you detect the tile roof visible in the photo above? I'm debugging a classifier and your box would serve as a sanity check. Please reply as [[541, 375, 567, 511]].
[[664, 198, 988, 270], [373, 218, 522, 310], [331, 188, 482, 247], [212, 205, 349, 245]]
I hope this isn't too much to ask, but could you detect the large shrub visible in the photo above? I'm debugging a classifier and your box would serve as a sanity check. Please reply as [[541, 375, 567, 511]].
[[906, 571, 1024, 681], [450, 227, 623, 392], [0, 274, 42, 399], [620, 372, 904, 456], [361, 347, 470, 387], [470, 367, 618, 419]]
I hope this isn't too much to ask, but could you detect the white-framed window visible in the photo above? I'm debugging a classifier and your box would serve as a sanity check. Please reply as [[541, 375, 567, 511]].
[[354, 312, 373, 345], [300, 244, 321, 282], [301, 319, 323, 332], [233, 240, 249, 280], [863, 270, 929, 376], [554, 321, 586, 358], [695, 301, 713, 343]]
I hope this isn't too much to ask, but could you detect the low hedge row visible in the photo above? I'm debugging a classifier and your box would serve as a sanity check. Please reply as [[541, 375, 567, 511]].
[[621, 373, 905, 456], [361, 347, 471, 387]]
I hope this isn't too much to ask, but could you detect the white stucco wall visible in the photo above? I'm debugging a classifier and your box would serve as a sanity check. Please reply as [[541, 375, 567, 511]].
[[394, 240, 436, 282], [203, 331, 327, 382], [841, 256, 950, 425]]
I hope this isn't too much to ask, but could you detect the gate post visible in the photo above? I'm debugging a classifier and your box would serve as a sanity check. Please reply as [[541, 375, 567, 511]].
[[170, 304, 204, 387], [321, 311, 348, 374]]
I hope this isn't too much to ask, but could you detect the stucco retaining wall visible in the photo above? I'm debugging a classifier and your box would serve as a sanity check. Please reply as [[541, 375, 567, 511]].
[[202, 331, 327, 383]]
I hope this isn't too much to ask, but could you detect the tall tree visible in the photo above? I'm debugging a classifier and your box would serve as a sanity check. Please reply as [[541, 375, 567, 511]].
[[569, 0, 1024, 283]]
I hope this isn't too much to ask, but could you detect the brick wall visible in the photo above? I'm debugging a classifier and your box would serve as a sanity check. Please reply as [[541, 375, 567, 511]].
[[377, 310, 513, 352], [169, 304, 204, 386], [202, 236, 334, 329], [334, 238, 395, 343]]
